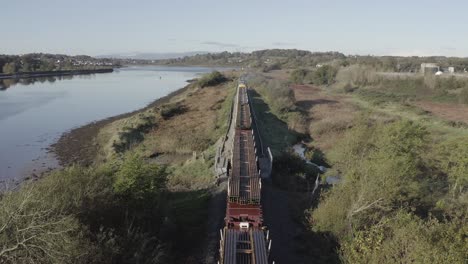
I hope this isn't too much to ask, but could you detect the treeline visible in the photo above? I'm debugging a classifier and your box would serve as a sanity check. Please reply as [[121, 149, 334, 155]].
[[0, 53, 116, 74], [152, 49, 468, 73], [310, 117, 467, 263], [154, 49, 346, 68]]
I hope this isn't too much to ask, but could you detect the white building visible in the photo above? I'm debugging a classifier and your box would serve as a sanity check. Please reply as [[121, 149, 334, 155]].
[[421, 63, 438, 74]]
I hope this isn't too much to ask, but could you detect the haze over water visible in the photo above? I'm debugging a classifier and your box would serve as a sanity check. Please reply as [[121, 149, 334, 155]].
[[0, 66, 223, 182]]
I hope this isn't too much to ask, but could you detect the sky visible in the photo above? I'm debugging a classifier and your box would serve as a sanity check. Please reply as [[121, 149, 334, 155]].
[[1, 0, 468, 57]]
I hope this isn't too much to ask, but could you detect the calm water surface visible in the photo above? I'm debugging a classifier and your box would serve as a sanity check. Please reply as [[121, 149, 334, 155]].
[[0, 66, 226, 182]]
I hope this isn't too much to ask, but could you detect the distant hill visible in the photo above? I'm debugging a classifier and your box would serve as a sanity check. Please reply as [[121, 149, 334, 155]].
[[97, 51, 210, 60]]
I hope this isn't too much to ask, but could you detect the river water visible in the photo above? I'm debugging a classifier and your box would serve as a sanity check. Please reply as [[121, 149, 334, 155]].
[[0, 66, 226, 182]]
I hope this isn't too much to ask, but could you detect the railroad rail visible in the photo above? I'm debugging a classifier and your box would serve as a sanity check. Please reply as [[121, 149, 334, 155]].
[[219, 81, 273, 264]]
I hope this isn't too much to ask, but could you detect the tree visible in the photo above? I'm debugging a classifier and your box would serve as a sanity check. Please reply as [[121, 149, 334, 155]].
[[114, 155, 167, 202], [313, 65, 338, 85], [2, 62, 18, 74], [289, 68, 310, 84], [312, 120, 428, 236], [0, 174, 94, 263]]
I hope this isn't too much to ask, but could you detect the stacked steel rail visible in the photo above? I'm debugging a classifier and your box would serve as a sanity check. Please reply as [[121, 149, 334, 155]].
[[219, 82, 272, 264]]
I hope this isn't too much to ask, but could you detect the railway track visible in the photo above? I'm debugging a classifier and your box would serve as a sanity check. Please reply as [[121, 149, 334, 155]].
[[218, 82, 273, 264]]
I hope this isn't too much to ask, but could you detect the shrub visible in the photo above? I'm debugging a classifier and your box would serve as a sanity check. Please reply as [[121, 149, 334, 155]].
[[289, 68, 310, 84], [262, 62, 281, 72], [159, 102, 187, 120], [114, 155, 167, 202], [313, 65, 338, 85], [196, 71, 227, 88]]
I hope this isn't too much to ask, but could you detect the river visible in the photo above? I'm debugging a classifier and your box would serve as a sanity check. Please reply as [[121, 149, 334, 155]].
[[0, 66, 228, 183]]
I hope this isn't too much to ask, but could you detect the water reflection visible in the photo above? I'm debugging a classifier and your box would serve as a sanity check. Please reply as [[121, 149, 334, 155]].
[[0, 74, 98, 90]]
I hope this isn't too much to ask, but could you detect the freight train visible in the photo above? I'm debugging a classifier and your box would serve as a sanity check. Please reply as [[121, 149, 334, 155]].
[[218, 82, 273, 264]]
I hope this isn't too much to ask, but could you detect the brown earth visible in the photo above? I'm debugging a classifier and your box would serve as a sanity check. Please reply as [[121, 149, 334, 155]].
[[413, 101, 468, 124]]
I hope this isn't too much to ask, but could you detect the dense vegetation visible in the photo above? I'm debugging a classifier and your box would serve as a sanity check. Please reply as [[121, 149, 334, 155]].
[[249, 66, 468, 263], [0, 156, 169, 263], [311, 118, 467, 263], [290, 66, 338, 85], [195, 71, 228, 88], [0, 53, 116, 74]]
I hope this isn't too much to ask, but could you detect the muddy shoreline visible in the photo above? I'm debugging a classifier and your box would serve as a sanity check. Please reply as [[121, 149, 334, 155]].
[[51, 83, 192, 166]]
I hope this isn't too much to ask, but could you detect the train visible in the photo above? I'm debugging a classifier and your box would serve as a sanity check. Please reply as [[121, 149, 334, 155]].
[[218, 81, 273, 264]]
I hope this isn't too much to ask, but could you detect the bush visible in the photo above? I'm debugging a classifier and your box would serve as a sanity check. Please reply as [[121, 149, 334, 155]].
[[262, 62, 281, 72], [314, 65, 338, 85], [114, 154, 167, 202], [159, 102, 187, 120], [0, 166, 113, 263], [289, 68, 311, 84], [310, 117, 468, 263], [196, 71, 227, 88]]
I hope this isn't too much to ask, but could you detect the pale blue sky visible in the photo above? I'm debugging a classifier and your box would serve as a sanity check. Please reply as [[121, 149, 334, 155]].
[[2, 0, 467, 57]]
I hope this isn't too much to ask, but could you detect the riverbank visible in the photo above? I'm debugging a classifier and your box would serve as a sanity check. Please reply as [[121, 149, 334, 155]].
[[0, 68, 114, 80], [47, 72, 237, 263], [51, 82, 192, 166]]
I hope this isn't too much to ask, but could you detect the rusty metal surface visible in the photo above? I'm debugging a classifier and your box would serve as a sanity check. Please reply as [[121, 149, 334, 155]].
[[222, 229, 269, 264], [221, 83, 272, 264]]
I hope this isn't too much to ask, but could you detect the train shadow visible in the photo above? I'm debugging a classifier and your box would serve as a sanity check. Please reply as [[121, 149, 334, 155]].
[[248, 89, 304, 154], [248, 90, 340, 263], [162, 188, 225, 263]]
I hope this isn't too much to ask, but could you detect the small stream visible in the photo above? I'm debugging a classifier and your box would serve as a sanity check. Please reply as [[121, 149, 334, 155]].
[[292, 143, 340, 186]]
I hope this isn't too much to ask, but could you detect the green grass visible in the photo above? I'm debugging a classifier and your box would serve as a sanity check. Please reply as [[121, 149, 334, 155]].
[[168, 157, 214, 190]]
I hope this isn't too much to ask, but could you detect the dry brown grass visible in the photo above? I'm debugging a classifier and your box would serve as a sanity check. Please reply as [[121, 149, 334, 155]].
[[413, 101, 468, 124], [145, 83, 232, 155], [291, 85, 359, 150], [93, 80, 235, 166]]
